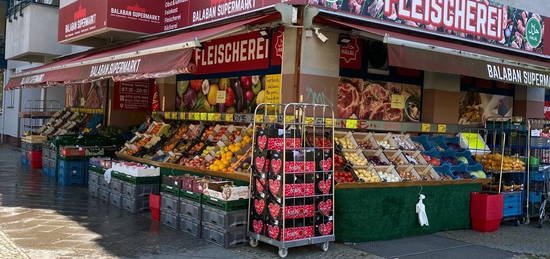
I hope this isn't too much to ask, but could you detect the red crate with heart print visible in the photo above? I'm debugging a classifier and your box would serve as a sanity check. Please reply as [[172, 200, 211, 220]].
[[285, 161, 316, 173], [285, 183, 315, 197], [283, 226, 314, 241], [284, 204, 315, 219]]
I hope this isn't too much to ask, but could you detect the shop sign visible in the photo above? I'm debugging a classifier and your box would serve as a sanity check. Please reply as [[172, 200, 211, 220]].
[[59, 0, 163, 42], [271, 27, 285, 66], [486, 64, 550, 88], [21, 74, 45, 85], [340, 38, 362, 70], [310, 0, 548, 55], [89, 59, 142, 78], [163, 0, 306, 32], [113, 80, 154, 111], [194, 32, 270, 74]]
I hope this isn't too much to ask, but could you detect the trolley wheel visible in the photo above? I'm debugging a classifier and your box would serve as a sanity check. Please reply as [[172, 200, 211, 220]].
[[249, 238, 259, 248], [514, 219, 521, 227], [278, 248, 288, 258], [321, 241, 330, 252]]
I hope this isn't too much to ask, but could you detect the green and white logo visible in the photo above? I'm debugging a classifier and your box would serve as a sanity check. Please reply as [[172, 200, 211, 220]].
[[526, 17, 542, 48]]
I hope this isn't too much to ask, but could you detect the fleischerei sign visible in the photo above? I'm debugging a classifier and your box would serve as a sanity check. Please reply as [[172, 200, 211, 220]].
[[310, 0, 547, 54]]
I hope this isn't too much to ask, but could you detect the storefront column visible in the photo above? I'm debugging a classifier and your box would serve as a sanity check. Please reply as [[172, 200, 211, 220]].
[[291, 28, 340, 105], [157, 76, 176, 112], [514, 86, 545, 119], [422, 72, 461, 124]]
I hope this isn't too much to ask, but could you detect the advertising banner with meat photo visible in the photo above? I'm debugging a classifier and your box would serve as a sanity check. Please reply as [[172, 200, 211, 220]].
[[459, 91, 513, 124], [309, 0, 547, 54], [65, 81, 107, 109], [337, 77, 421, 122], [176, 75, 279, 113]]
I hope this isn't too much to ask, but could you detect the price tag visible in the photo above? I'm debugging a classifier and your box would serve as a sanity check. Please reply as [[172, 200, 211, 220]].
[[188, 112, 196, 120], [461, 133, 486, 150], [164, 112, 170, 119], [179, 112, 186, 120], [200, 113, 207, 121], [285, 115, 295, 123], [437, 124, 447, 133], [345, 119, 357, 129], [532, 129, 541, 137], [194, 113, 201, 120], [421, 123, 431, 132], [325, 118, 334, 127], [216, 90, 227, 104], [213, 113, 221, 121], [225, 113, 234, 122], [207, 113, 215, 121], [304, 117, 314, 125], [255, 114, 264, 122], [268, 115, 277, 122]]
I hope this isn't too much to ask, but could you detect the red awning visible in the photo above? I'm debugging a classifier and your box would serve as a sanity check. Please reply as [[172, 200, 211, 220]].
[[321, 17, 550, 88], [6, 15, 276, 90]]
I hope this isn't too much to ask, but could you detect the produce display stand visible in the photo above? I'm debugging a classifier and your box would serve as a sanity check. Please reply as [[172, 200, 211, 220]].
[[335, 179, 489, 242], [525, 119, 550, 227], [483, 118, 530, 224], [248, 103, 335, 258]]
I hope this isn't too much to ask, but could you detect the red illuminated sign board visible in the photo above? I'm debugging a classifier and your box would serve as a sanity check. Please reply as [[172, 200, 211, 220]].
[[59, 0, 163, 42], [113, 79, 154, 111], [340, 38, 362, 70], [194, 31, 271, 74]]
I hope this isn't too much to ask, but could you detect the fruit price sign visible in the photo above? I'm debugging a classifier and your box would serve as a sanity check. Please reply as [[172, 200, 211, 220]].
[[113, 80, 153, 111]]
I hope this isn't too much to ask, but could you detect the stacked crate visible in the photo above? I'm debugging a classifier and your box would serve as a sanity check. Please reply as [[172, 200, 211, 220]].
[[57, 158, 88, 186], [200, 195, 248, 248], [107, 171, 160, 213], [88, 165, 102, 198], [41, 143, 57, 176]]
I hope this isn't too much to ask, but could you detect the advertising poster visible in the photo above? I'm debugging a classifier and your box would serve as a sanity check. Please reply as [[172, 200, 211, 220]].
[[309, 0, 546, 54], [176, 75, 276, 113], [113, 79, 154, 111], [545, 89, 550, 119], [337, 77, 421, 121], [459, 92, 513, 124], [66, 81, 107, 109]]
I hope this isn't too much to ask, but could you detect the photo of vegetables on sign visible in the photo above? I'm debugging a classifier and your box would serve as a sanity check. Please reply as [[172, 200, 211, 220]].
[[308, 0, 546, 53], [337, 77, 421, 121], [175, 75, 270, 113]]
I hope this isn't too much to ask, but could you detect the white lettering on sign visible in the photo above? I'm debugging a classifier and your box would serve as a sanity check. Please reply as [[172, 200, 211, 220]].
[[90, 59, 142, 78], [21, 74, 45, 85], [487, 64, 550, 87], [192, 0, 255, 23], [385, 0, 504, 41], [65, 14, 97, 33], [110, 8, 161, 22], [194, 36, 268, 66]]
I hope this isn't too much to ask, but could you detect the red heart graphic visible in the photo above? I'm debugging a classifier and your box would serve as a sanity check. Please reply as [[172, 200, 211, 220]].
[[271, 159, 282, 173], [318, 179, 331, 194], [269, 179, 281, 197], [320, 158, 332, 171], [269, 202, 281, 219], [254, 199, 266, 215], [255, 157, 266, 172], [256, 178, 265, 193], [319, 221, 333, 236], [268, 225, 280, 240], [253, 219, 264, 234], [319, 199, 333, 216], [257, 135, 267, 151]]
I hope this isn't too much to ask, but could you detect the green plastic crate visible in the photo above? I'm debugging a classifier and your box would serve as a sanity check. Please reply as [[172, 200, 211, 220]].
[[202, 195, 248, 211], [161, 184, 180, 196], [179, 189, 202, 203], [120, 174, 160, 185]]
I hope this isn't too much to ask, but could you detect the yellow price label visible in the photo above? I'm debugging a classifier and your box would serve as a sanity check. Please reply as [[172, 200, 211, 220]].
[[213, 113, 221, 121], [177, 112, 185, 120], [188, 112, 195, 120], [207, 113, 215, 121], [225, 113, 234, 122], [304, 117, 314, 125], [346, 119, 357, 129], [325, 118, 334, 127], [285, 115, 295, 123], [193, 113, 201, 120], [421, 123, 431, 132], [462, 133, 486, 150], [437, 124, 447, 133], [268, 115, 277, 122], [164, 112, 170, 119], [255, 114, 264, 122], [200, 113, 207, 121]]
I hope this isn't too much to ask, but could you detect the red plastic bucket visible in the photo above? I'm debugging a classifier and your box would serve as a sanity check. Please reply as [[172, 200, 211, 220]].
[[470, 192, 504, 232], [29, 151, 42, 169], [149, 194, 161, 221]]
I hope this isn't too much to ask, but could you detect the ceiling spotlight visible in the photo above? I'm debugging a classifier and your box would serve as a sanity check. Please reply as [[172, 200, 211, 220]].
[[338, 34, 352, 46], [314, 28, 328, 43]]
